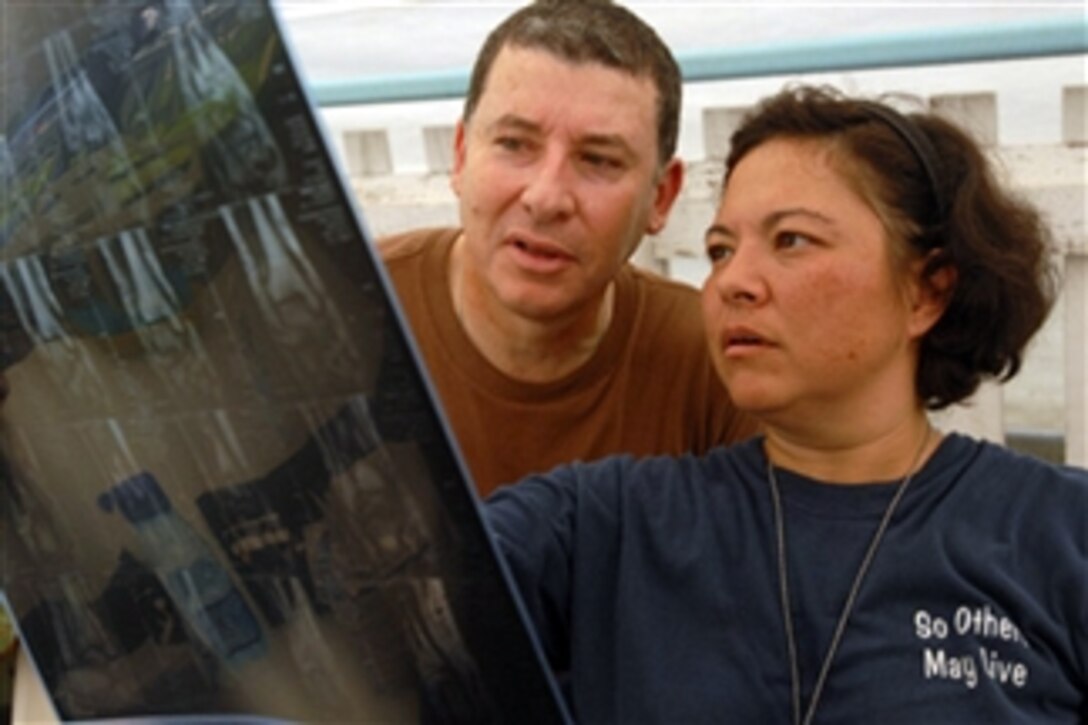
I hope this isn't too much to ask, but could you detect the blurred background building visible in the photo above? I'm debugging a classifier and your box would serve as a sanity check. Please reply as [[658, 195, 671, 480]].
[[273, 1, 1086, 464]]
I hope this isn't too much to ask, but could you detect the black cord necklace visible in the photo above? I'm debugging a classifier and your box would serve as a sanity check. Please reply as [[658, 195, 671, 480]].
[[766, 427, 933, 725]]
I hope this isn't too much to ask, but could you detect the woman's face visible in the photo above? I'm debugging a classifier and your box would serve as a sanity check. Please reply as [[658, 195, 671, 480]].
[[702, 137, 937, 430]]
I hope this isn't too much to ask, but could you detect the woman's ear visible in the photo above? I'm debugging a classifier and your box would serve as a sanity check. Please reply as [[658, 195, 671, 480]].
[[907, 252, 957, 338]]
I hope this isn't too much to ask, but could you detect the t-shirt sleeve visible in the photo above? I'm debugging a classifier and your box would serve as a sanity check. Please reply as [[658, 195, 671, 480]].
[[484, 468, 585, 670]]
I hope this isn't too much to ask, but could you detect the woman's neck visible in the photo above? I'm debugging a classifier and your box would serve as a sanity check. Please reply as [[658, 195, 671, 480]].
[[764, 413, 940, 484]]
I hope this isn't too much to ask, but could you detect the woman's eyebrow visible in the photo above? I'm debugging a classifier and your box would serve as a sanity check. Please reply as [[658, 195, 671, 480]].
[[705, 206, 835, 241], [704, 223, 734, 241], [764, 207, 836, 228]]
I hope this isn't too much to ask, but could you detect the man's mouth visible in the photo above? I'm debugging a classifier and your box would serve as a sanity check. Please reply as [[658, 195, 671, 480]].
[[506, 234, 576, 272], [514, 238, 565, 259]]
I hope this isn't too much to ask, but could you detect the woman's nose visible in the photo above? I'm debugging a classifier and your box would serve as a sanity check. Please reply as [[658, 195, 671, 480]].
[[708, 243, 768, 306]]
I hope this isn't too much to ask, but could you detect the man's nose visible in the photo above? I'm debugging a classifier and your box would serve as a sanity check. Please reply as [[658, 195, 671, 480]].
[[520, 151, 576, 221]]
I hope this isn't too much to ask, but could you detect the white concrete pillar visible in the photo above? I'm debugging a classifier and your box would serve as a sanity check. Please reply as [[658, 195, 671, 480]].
[[702, 106, 750, 160], [423, 125, 455, 173], [931, 92, 998, 145], [1065, 253, 1088, 466], [1061, 85, 1087, 145], [342, 129, 392, 176], [1061, 84, 1087, 466], [931, 381, 1006, 445]]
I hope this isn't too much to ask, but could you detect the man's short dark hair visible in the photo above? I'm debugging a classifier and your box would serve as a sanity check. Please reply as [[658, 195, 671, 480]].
[[463, 0, 682, 165]]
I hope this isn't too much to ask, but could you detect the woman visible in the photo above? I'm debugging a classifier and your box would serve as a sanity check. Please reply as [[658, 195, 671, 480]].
[[486, 85, 1086, 724]]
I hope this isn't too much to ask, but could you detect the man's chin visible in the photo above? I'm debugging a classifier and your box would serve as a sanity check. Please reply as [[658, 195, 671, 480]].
[[492, 284, 587, 321]]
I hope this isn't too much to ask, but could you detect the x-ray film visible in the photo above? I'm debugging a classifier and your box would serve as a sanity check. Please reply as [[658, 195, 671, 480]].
[[0, 2, 569, 722]]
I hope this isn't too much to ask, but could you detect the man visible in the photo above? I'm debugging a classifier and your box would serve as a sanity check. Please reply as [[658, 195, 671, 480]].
[[381, 0, 755, 496]]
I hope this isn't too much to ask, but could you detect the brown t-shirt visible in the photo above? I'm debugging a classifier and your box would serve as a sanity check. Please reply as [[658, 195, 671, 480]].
[[379, 228, 756, 497]]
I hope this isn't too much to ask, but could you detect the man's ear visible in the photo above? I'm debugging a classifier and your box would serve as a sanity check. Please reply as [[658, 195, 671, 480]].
[[908, 253, 957, 339], [646, 158, 684, 235], [450, 119, 468, 197]]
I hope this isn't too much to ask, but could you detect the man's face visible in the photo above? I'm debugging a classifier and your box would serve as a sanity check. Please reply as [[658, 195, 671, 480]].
[[451, 45, 681, 322]]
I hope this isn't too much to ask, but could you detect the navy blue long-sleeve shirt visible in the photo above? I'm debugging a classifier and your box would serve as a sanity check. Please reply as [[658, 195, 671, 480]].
[[487, 434, 1087, 724]]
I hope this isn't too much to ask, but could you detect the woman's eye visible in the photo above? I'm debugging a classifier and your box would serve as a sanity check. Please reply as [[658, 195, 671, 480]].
[[776, 231, 812, 249], [706, 243, 733, 263]]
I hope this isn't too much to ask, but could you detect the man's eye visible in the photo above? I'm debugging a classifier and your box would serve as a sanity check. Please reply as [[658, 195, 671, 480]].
[[496, 136, 527, 152], [581, 152, 623, 172]]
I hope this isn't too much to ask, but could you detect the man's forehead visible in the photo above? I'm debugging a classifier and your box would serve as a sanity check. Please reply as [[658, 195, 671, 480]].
[[476, 46, 658, 123], [485, 44, 656, 97]]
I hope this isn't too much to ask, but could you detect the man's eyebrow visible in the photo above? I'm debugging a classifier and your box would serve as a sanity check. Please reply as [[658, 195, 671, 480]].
[[485, 114, 636, 155], [580, 132, 637, 158], [486, 114, 540, 135]]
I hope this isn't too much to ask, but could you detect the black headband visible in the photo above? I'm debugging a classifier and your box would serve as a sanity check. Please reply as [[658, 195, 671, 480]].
[[858, 102, 947, 222]]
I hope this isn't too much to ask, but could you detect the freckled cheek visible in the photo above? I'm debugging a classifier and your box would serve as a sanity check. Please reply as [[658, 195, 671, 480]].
[[835, 338, 865, 363], [794, 322, 870, 377], [789, 273, 872, 365]]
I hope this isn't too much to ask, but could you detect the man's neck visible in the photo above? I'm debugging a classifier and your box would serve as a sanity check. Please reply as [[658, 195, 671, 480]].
[[449, 237, 615, 383]]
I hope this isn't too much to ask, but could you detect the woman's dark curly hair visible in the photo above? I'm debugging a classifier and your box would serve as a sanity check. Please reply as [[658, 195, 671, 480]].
[[724, 84, 1057, 410]]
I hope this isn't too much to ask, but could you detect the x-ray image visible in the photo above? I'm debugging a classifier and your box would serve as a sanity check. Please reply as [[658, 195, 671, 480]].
[[219, 195, 327, 341], [1, 1, 568, 723], [43, 29, 149, 230], [0, 256, 112, 412], [217, 192, 379, 398], [162, 1, 287, 196], [96, 228, 221, 406], [0, 137, 37, 250]]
